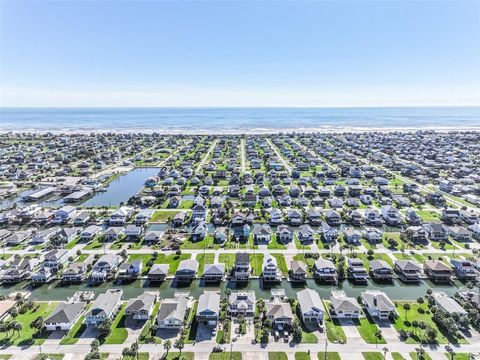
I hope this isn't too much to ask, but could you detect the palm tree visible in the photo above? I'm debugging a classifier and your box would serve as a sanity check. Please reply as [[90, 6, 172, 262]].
[[163, 339, 172, 357], [174, 337, 184, 357], [11, 321, 22, 337], [382, 347, 389, 360], [415, 347, 426, 360]]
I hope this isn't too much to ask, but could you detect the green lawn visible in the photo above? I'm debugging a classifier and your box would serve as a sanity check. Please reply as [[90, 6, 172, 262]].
[[295, 352, 311, 360], [355, 317, 386, 344], [362, 353, 383, 360], [267, 235, 287, 250], [138, 302, 161, 344], [185, 301, 198, 344], [270, 352, 288, 360], [317, 353, 341, 360], [294, 234, 311, 250], [151, 210, 181, 222], [122, 353, 149, 360], [83, 237, 105, 250], [1, 301, 57, 346], [392, 353, 406, 360], [65, 237, 80, 249], [75, 254, 89, 262], [218, 253, 236, 270], [209, 352, 242, 360], [322, 301, 346, 344], [163, 353, 194, 360], [250, 254, 264, 276], [128, 253, 191, 274], [59, 314, 86, 345], [447, 354, 470, 360], [409, 352, 432, 360], [416, 210, 441, 222], [103, 304, 128, 344], [271, 254, 288, 276], [182, 235, 221, 250], [394, 302, 466, 344], [196, 253, 215, 275]]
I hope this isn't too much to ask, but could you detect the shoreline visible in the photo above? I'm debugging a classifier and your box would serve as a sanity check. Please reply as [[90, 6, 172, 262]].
[[1, 126, 480, 135]]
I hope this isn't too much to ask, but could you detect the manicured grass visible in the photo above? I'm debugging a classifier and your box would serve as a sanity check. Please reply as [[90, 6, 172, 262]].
[[123, 353, 149, 360], [219, 253, 236, 270], [60, 314, 86, 345], [65, 236, 81, 249], [416, 210, 441, 222], [185, 301, 198, 344], [75, 253, 89, 262], [151, 210, 181, 222], [103, 304, 128, 344], [267, 235, 287, 250], [322, 301, 346, 344], [294, 234, 311, 250], [362, 353, 383, 360], [128, 253, 191, 274], [163, 353, 194, 360], [270, 352, 288, 360], [355, 317, 386, 344], [409, 352, 432, 360], [392, 353, 406, 360], [209, 352, 242, 360], [1, 301, 57, 346], [317, 353, 341, 360], [138, 302, 161, 344], [295, 352, 311, 360], [271, 254, 288, 276], [180, 200, 194, 209], [301, 330, 318, 344], [447, 354, 470, 360], [196, 253, 215, 275], [83, 237, 105, 250], [182, 235, 221, 250], [250, 253, 264, 276], [293, 254, 316, 268]]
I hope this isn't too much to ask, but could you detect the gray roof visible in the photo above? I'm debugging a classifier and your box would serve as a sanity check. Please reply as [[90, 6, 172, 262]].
[[369, 260, 392, 271], [297, 289, 323, 314], [330, 291, 361, 312], [395, 260, 421, 271], [148, 264, 169, 276], [125, 293, 156, 313], [46, 302, 85, 324], [266, 302, 293, 319], [361, 290, 395, 311], [203, 263, 225, 275], [87, 290, 123, 317], [197, 291, 220, 315], [176, 259, 198, 273], [156, 296, 189, 322]]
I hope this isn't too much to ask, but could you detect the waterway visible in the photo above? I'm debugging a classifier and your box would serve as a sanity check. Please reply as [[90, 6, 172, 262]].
[[0, 278, 463, 302], [81, 167, 159, 207]]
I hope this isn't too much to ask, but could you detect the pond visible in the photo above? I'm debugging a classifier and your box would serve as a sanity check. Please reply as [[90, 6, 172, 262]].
[[0, 278, 463, 302], [81, 167, 159, 207]]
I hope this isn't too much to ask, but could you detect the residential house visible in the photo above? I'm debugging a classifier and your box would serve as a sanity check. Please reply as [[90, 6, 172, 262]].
[[262, 254, 282, 282], [147, 264, 169, 282], [117, 260, 142, 280], [253, 224, 272, 244], [424, 260, 453, 283], [265, 300, 294, 329], [203, 264, 225, 282], [43, 249, 69, 270], [196, 291, 220, 326], [175, 259, 198, 282], [369, 260, 393, 282], [125, 292, 157, 320], [45, 302, 86, 331], [155, 295, 189, 329], [347, 258, 368, 282], [329, 290, 361, 319], [90, 254, 122, 284], [85, 289, 123, 327], [234, 252, 250, 282], [297, 289, 324, 326], [289, 260, 308, 282], [450, 259, 478, 281], [229, 291, 256, 317], [394, 260, 422, 283], [62, 263, 87, 283], [313, 259, 338, 283], [361, 290, 396, 320]]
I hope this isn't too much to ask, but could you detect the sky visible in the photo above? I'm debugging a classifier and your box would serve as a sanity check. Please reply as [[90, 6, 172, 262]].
[[0, 0, 479, 108]]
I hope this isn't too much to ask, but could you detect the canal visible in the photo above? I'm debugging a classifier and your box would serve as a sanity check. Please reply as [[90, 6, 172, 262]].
[[0, 278, 463, 301], [81, 167, 159, 207]]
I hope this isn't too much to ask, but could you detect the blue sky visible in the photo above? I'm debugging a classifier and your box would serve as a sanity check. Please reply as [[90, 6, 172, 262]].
[[0, 0, 479, 107]]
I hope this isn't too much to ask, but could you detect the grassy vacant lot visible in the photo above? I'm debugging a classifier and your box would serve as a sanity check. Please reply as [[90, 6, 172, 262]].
[[317, 353, 341, 360], [128, 253, 191, 274], [209, 352, 242, 360], [196, 253, 215, 275], [355, 317, 386, 344], [1, 301, 57, 346], [271, 254, 288, 276], [34, 355, 64, 360], [219, 253, 236, 269], [270, 352, 288, 360], [103, 304, 128, 344], [250, 253, 264, 276], [393, 302, 466, 344], [295, 352, 311, 360], [151, 210, 181, 222], [322, 301, 346, 344], [182, 235, 221, 250], [362, 353, 383, 360]]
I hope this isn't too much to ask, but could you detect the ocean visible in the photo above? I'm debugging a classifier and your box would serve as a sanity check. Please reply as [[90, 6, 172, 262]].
[[0, 106, 479, 132]]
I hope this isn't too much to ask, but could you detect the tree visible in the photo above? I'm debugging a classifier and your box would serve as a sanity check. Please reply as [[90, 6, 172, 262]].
[[415, 347, 426, 360], [382, 347, 389, 360], [403, 303, 411, 322], [11, 321, 22, 337], [31, 316, 45, 334], [98, 318, 112, 338], [174, 337, 184, 357], [292, 319, 303, 343], [163, 339, 172, 357]]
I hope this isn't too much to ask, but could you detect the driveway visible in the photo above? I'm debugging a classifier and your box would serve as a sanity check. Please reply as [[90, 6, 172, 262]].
[[338, 319, 364, 343], [124, 317, 147, 344], [375, 319, 400, 343], [196, 323, 216, 343]]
